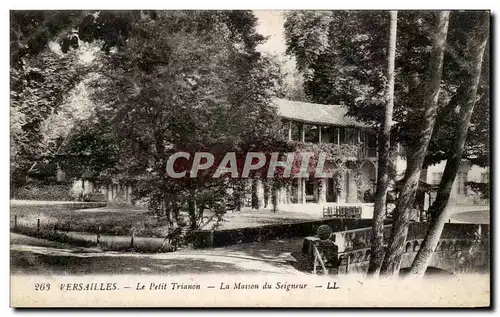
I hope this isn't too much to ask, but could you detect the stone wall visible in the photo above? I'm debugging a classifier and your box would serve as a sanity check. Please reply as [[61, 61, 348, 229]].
[[333, 223, 489, 274], [192, 218, 388, 249]]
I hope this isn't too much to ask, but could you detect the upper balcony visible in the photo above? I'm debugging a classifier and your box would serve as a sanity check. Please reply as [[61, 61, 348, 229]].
[[282, 121, 378, 159], [275, 98, 377, 160]]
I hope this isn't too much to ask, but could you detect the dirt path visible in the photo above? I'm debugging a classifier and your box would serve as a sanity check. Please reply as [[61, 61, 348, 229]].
[[10, 233, 307, 276]]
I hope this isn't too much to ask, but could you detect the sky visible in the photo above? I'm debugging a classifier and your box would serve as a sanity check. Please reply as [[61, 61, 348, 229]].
[[253, 10, 296, 72], [253, 10, 287, 54]]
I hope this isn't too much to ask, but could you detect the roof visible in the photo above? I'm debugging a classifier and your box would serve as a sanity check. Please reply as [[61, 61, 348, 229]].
[[274, 98, 369, 128]]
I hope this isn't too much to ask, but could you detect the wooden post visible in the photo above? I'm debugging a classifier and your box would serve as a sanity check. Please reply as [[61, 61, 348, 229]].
[[297, 178, 302, 204], [346, 254, 350, 273], [313, 244, 328, 275], [313, 252, 318, 274], [37, 218, 40, 236], [363, 130, 367, 157], [256, 178, 265, 210], [271, 187, 278, 213], [14, 215, 17, 230], [81, 178, 85, 202], [130, 227, 135, 248], [318, 178, 327, 203], [97, 225, 101, 245], [127, 185, 133, 205]]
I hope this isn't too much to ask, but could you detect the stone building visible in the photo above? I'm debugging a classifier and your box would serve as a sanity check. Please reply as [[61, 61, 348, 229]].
[[247, 99, 380, 210], [425, 161, 489, 207], [37, 97, 486, 210], [247, 99, 488, 213]]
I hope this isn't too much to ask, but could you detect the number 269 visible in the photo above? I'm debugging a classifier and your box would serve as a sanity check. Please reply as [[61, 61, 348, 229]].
[[35, 283, 50, 291]]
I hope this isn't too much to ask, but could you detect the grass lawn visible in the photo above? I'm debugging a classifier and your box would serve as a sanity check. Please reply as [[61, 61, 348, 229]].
[[10, 202, 170, 238], [203, 208, 322, 230], [10, 201, 320, 239]]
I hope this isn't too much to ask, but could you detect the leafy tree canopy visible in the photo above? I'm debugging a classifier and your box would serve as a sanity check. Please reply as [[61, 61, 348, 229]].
[[284, 10, 489, 167]]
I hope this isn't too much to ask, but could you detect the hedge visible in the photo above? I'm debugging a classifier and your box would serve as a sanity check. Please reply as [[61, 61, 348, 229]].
[[192, 218, 392, 248]]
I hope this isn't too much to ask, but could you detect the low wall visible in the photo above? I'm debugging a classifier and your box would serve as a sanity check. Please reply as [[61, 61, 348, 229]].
[[10, 201, 107, 217], [191, 218, 392, 249], [330, 222, 489, 252], [305, 223, 490, 275], [11, 226, 171, 253]]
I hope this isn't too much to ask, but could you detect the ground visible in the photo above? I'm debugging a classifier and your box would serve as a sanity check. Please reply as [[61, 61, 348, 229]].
[[11, 233, 307, 275], [11, 200, 155, 237], [209, 208, 322, 229], [10, 200, 489, 275], [10, 200, 322, 237], [450, 210, 489, 224]]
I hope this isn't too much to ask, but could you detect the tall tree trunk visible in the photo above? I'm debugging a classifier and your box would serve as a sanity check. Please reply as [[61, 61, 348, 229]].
[[368, 10, 398, 276], [264, 181, 270, 208], [165, 195, 173, 226], [234, 180, 245, 211], [380, 11, 450, 276], [409, 12, 489, 278], [188, 187, 197, 230], [251, 178, 258, 209]]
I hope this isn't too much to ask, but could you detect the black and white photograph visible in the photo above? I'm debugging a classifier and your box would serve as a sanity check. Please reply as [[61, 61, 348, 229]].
[[8, 8, 491, 307]]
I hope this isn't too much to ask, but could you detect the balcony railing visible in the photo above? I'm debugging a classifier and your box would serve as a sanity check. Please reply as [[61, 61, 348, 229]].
[[293, 141, 377, 161]]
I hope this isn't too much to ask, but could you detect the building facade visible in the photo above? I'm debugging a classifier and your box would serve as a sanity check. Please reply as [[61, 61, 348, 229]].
[[425, 161, 489, 207], [262, 99, 380, 207], [253, 99, 488, 212], [54, 98, 488, 210]]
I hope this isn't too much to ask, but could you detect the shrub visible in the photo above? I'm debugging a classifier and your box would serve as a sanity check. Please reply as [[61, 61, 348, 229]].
[[317, 225, 333, 240], [14, 183, 74, 201]]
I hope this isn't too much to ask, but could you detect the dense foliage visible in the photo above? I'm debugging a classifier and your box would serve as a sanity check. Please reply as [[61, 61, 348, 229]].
[[78, 11, 287, 232], [10, 10, 290, 238], [284, 10, 489, 168]]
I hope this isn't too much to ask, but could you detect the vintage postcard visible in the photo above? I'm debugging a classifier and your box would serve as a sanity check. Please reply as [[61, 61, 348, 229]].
[[9, 9, 491, 307]]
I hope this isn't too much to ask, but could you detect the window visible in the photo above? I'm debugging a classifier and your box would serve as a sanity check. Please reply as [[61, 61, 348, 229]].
[[291, 122, 301, 141], [432, 172, 443, 185], [305, 181, 315, 196], [339, 127, 346, 144], [366, 132, 377, 148], [332, 127, 339, 144], [345, 128, 355, 145], [304, 124, 319, 143], [281, 120, 290, 139], [321, 126, 333, 143]]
